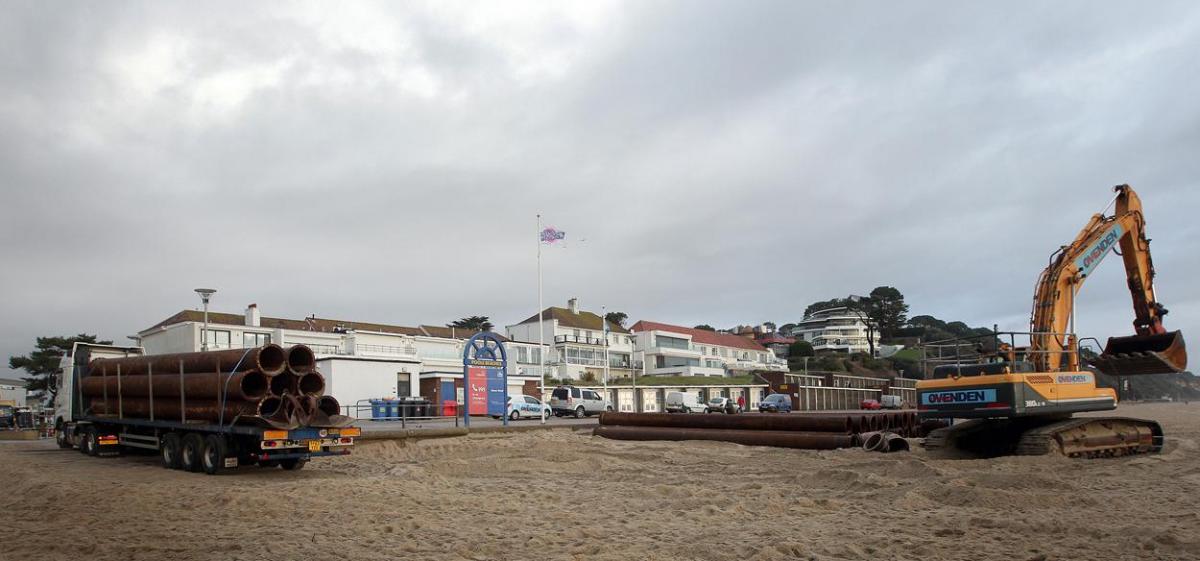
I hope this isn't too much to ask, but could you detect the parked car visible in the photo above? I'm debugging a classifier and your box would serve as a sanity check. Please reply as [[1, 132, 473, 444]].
[[860, 399, 882, 410], [665, 391, 706, 413], [758, 394, 792, 413], [549, 386, 610, 418], [498, 395, 551, 421], [705, 397, 739, 414], [879, 395, 903, 409]]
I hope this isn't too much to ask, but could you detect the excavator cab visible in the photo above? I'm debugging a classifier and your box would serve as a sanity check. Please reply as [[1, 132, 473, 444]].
[[1089, 330, 1187, 377]]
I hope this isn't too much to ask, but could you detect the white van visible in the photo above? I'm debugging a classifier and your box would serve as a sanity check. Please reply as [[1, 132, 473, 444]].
[[880, 395, 903, 409], [665, 392, 705, 413]]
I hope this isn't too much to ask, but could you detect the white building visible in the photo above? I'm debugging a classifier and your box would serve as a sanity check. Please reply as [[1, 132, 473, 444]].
[[1, 378, 28, 407], [136, 305, 546, 417], [789, 307, 881, 355], [628, 321, 787, 377], [505, 298, 635, 382]]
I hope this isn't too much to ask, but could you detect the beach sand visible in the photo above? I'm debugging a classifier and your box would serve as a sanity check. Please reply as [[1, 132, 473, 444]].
[[1, 402, 1197, 560]]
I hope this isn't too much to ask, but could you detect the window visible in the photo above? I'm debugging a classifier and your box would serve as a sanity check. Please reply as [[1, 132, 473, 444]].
[[573, 329, 580, 339], [532, 348, 542, 364], [205, 330, 231, 349], [571, 388, 581, 398], [243, 332, 271, 347], [524, 396, 540, 405], [516, 346, 529, 363], [396, 373, 411, 397], [656, 335, 690, 349]]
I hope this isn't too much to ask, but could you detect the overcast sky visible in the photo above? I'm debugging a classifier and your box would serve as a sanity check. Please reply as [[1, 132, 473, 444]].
[[2, 1, 1199, 364]]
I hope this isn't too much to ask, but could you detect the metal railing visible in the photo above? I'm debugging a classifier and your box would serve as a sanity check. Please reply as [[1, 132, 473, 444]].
[[917, 329, 1085, 377], [555, 335, 607, 345], [346, 399, 461, 428], [354, 343, 418, 356]]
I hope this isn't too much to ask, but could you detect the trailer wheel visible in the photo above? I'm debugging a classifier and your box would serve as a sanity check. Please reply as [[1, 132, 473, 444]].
[[280, 458, 307, 471], [201, 435, 229, 475], [180, 433, 205, 473], [160, 433, 182, 469]]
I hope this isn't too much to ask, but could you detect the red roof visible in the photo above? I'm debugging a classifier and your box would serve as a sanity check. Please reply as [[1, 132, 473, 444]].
[[756, 335, 795, 345], [630, 321, 767, 352]]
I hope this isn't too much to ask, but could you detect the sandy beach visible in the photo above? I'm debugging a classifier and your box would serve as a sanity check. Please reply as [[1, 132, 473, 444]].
[[2, 402, 1198, 561]]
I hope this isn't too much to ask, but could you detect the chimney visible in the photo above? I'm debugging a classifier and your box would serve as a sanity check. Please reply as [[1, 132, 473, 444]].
[[245, 303, 261, 327], [568, 297, 579, 314]]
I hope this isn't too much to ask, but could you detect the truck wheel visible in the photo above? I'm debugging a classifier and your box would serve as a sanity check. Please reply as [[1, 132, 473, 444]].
[[160, 433, 182, 469], [55, 424, 71, 449], [81, 427, 99, 456], [180, 433, 205, 473], [280, 458, 307, 471], [201, 435, 229, 475]]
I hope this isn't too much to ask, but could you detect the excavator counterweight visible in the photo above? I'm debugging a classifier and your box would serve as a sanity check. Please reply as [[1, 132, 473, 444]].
[[1090, 330, 1187, 377]]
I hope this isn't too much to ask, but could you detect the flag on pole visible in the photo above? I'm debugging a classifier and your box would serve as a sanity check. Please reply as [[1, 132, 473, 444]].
[[540, 227, 566, 244]]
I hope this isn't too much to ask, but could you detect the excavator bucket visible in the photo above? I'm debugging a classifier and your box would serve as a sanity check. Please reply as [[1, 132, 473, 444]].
[[1088, 331, 1187, 376]]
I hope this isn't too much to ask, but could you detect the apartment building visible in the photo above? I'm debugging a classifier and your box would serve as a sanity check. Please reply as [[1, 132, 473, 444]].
[[136, 305, 545, 417], [788, 307, 881, 355], [628, 321, 787, 377], [505, 298, 634, 381]]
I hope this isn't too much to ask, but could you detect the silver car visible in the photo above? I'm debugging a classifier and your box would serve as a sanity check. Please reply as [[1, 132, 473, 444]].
[[550, 386, 611, 418]]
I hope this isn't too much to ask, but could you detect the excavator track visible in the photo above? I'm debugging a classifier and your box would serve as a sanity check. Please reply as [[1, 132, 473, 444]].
[[923, 416, 1163, 458]]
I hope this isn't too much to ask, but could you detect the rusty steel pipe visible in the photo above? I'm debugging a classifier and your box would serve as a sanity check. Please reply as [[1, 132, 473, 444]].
[[882, 433, 910, 453], [593, 425, 855, 450], [88, 397, 270, 422], [599, 412, 852, 433], [861, 431, 885, 451], [88, 344, 286, 377], [298, 371, 325, 397], [80, 370, 269, 401], [316, 395, 341, 417], [285, 345, 316, 375], [270, 373, 299, 397]]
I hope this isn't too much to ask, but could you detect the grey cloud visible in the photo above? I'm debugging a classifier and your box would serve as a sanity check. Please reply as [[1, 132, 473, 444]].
[[2, 1, 1199, 364]]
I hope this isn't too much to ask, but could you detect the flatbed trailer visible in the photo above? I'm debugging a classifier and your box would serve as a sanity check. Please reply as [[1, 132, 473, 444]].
[[54, 343, 358, 474]]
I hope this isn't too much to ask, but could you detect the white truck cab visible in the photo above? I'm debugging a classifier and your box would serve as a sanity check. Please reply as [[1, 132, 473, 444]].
[[54, 342, 144, 425]]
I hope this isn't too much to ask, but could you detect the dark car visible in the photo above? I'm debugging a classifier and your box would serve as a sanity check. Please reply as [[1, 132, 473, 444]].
[[758, 394, 792, 413]]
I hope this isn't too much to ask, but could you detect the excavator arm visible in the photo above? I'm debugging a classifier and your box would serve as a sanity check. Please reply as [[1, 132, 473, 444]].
[[1029, 185, 1186, 375]]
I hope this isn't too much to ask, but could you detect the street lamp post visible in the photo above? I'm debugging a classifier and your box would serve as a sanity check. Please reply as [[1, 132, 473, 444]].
[[194, 288, 217, 351]]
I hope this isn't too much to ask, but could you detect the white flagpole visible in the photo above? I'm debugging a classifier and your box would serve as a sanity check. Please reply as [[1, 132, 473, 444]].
[[538, 214, 545, 425], [602, 305, 609, 410]]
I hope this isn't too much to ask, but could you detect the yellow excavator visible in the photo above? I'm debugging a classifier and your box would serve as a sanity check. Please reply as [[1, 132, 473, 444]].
[[917, 185, 1187, 457]]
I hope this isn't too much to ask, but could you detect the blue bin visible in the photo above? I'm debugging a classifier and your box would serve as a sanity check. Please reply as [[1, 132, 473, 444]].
[[369, 399, 388, 421], [385, 399, 400, 420]]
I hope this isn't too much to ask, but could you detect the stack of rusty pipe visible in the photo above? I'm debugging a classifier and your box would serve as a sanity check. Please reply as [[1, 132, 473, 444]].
[[81, 344, 346, 429], [595, 410, 931, 450]]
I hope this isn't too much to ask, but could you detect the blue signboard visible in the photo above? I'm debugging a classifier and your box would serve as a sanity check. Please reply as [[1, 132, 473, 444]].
[[462, 332, 508, 427]]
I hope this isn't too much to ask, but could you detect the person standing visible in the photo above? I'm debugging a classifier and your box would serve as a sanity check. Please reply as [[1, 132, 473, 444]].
[[737, 394, 746, 412]]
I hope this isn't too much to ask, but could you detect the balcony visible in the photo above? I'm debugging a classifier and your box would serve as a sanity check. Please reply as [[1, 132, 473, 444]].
[[354, 343, 418, 358], [555, 335, 607, 346]]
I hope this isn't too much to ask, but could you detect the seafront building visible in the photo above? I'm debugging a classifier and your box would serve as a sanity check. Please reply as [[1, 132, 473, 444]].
[[628, 320, 788, 377], [136, 305, 546, 416], [504, 298, 635, 382], [787, 307, 881, 355]]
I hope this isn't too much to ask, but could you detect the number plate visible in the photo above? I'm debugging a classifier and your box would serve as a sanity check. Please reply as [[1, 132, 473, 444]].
[[308, 440, 321, 452]]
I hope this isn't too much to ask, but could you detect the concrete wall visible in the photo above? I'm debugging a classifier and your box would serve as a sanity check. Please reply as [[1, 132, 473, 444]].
[[318, 358, 420, 418]]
